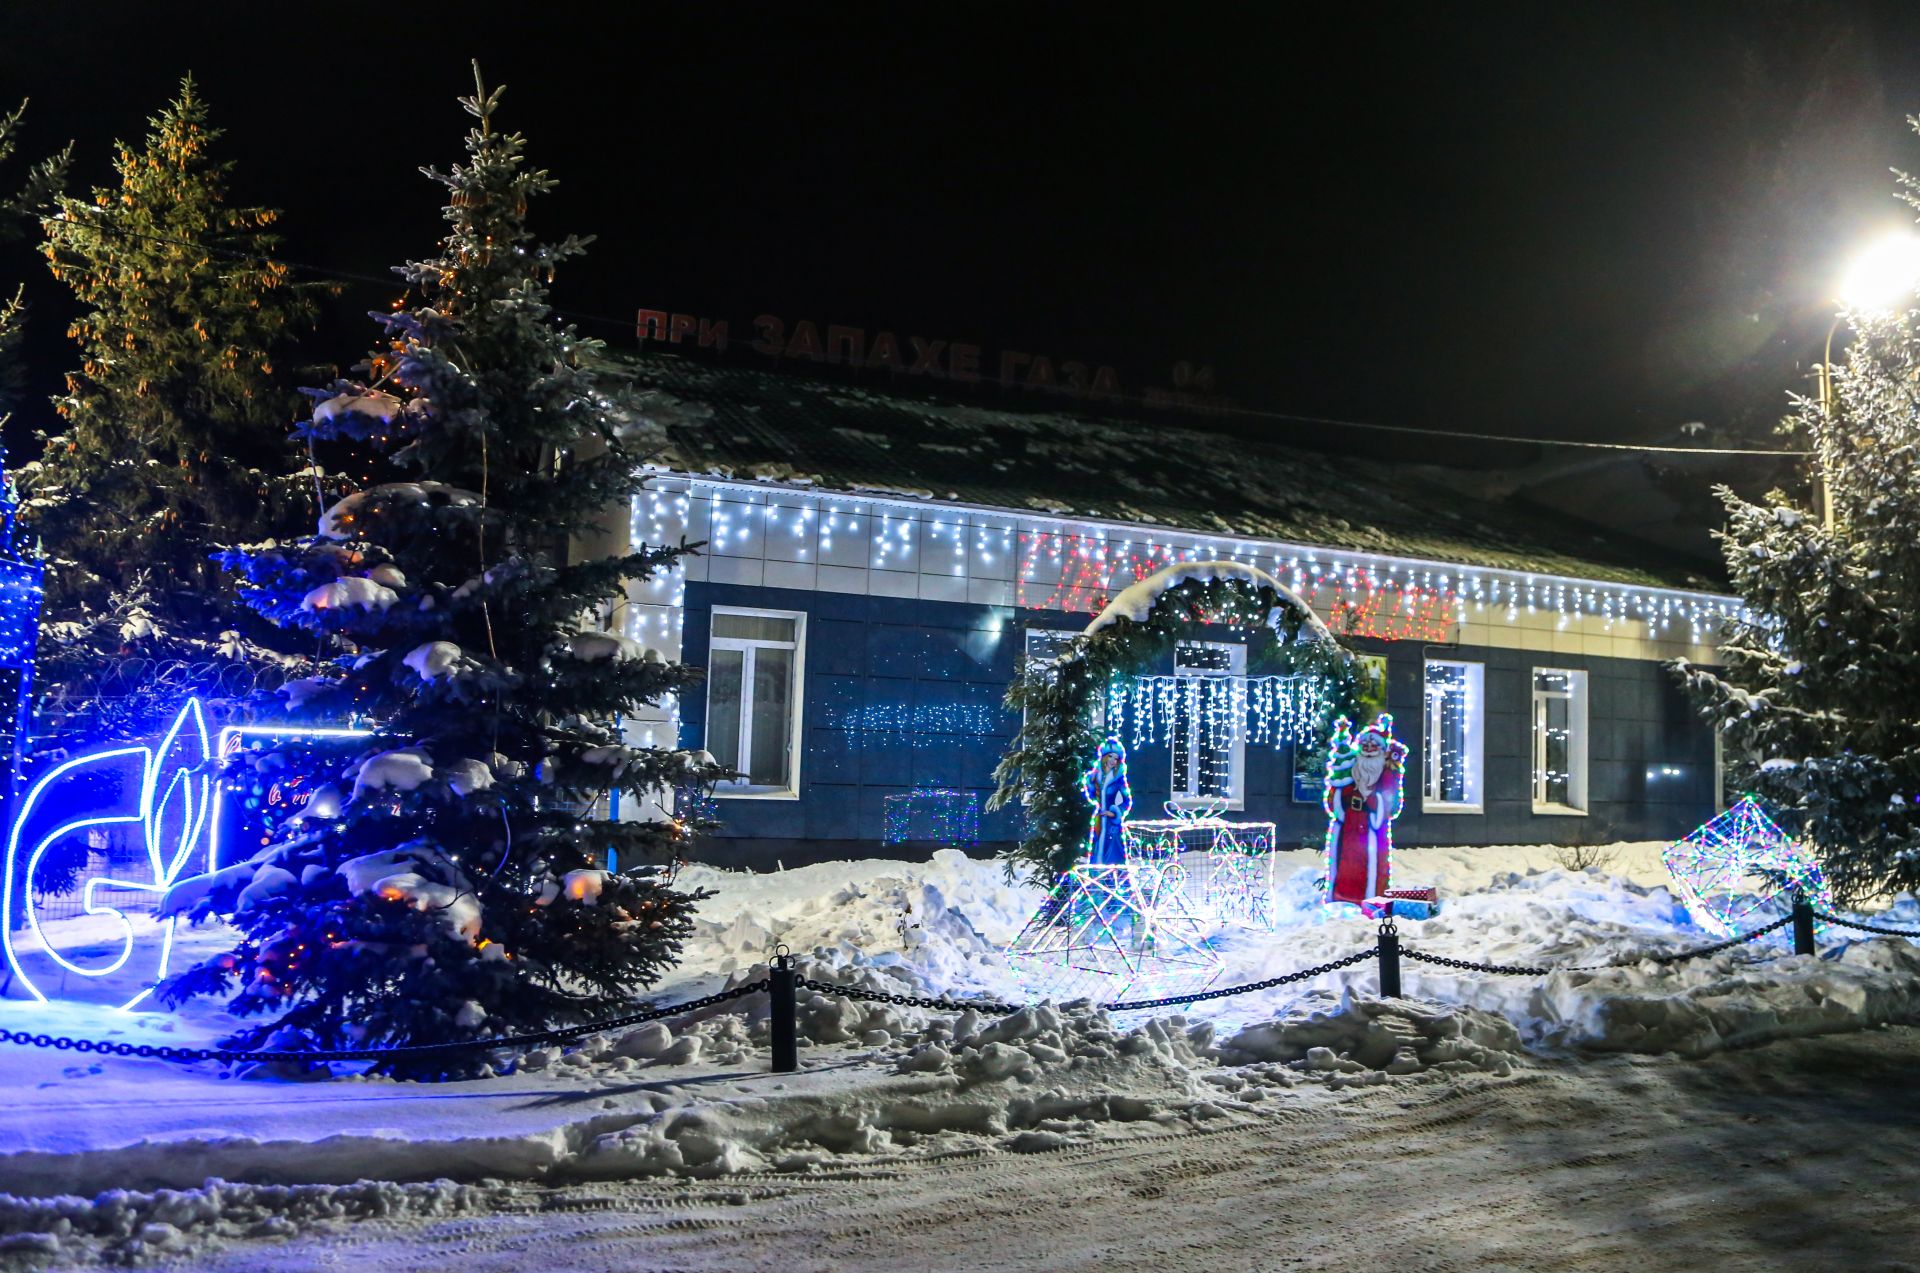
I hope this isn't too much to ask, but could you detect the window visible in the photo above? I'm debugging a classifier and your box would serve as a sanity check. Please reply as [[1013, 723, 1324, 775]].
[[1023, 628, 1104, 729], [1531, 668, 1589, 813], [1171, 642, 1246, 807], [1024, 627, 1078, 668], [1423, 660, 1484, 811], [707, 607, 806, 797]]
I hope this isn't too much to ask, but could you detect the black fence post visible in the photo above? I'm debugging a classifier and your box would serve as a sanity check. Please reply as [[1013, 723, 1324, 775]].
[[1792, 892, 1817, 957], [1376, 920, 1402, 998], [769, 946, 798, 1073]]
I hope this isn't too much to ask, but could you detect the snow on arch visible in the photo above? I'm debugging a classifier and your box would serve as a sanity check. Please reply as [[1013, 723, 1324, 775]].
[[1082, 560, 1336, 645]]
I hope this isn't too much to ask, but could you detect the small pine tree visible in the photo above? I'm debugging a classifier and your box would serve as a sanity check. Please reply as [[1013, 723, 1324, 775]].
[[1678, 122, 1920, 905], [160, 70, 720, 1074], [22, 78, 316, 737]]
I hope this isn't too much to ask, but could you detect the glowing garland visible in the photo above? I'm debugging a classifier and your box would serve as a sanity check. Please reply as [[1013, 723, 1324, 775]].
[[1105, 672, 1333, 753], [0, 705, 372, 1013], [994, 565, 1359, 877], [880, 787, 981, 847], [1422, 661, 1479, 806], [1006, 863, 1223, 1005], [650, 479, 1747, 642], [1661, 797, 1834, 937], [1124, 801, 1281, 930]]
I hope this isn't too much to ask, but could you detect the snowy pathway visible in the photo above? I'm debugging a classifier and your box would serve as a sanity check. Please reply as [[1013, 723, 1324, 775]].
[[167, 1028, 1920, 1273]]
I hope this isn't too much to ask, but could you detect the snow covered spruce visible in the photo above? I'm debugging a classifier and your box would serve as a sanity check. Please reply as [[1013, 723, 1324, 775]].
[[156, 71, 724, 1073], [21, 79, 320, 744]]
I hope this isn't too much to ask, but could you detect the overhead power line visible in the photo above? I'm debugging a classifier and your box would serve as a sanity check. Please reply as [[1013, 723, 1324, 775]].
[[40, 210, 1813, 459]]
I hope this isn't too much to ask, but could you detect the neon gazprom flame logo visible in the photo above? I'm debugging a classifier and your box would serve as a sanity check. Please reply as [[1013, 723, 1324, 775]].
[[2, 700, 214, 1012]]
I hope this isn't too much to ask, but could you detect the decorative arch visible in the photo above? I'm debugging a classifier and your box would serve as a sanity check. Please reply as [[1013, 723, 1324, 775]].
[[991, 562, 1361, 877]]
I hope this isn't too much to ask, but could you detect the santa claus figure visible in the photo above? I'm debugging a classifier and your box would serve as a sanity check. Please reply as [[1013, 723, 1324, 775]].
[[1323, 714, 1406, 907]]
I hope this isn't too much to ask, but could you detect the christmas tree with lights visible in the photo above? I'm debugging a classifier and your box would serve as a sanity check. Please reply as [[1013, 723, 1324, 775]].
[[1678, 129, 1920, 906], [23, 78, 317, 741], [160, 69, 720, 1072]]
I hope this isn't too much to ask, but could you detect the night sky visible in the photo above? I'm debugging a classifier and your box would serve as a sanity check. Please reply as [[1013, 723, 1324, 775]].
[[5, 1, 1920, 557]]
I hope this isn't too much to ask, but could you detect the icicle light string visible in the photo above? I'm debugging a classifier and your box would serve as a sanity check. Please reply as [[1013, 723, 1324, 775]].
[[661, 483, 1746, 641], [1106, 673, 1330, 752]]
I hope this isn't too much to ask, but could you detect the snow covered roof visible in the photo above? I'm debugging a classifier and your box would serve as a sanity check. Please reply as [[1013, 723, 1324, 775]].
[[620, 350, 1720, 589]]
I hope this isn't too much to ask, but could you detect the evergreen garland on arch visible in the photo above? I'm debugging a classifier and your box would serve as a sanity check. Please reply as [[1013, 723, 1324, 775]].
[[989, 573, 1360, 878]]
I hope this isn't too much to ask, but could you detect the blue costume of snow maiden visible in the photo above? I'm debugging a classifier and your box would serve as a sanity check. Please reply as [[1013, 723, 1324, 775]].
[[1081, 737, 1133, 866]]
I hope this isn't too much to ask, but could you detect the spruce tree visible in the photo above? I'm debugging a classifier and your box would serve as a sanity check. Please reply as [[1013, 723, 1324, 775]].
[[160, 69, 718, 1072], [23, 78, 315, 737], [1678, 127, 1920, 905]]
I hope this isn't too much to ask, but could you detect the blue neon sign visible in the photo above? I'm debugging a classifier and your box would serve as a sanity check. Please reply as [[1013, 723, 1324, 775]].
[[1, 700, 368, 1013]]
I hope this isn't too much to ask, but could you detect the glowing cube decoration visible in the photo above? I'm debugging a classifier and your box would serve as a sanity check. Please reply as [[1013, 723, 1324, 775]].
[[1662, 797, 1834, 937]]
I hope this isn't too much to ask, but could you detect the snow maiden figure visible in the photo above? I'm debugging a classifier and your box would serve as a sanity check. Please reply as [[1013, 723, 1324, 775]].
[[1323, 714, 1406, 907], [1082, 737, 1133, 866]]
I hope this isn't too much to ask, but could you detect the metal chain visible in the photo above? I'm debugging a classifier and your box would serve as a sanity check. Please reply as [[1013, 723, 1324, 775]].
[[1101, 949, 1374, 1011], [801, 950, 1374, 1016], [1641, 913, 1795, 963], [1401, 948, 1559, 977], [1812, 911, 1920, 939], [0, 905, 1868, 1069], [1401, 912, 1797, 978], [0, 979, 769, 1066], [796, 977, 1022, 1016]]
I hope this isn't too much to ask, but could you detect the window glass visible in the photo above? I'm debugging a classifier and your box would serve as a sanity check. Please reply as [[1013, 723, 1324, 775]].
[[713, 612, 796, 643], [1423, 660, 1483, 808], [748, 647, 794, 786], [1171, 642, 1245, 803], [707, 648, 745, 773], [1531, 667, 1588, 811], [708, 608, 804, 795]]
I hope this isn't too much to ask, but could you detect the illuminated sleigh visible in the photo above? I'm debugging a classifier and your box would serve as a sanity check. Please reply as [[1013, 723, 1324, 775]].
[[1124, 800, 1282, 930]]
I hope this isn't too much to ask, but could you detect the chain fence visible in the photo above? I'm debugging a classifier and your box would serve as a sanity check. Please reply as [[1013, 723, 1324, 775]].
[[1, 901, 1916, 1076], [1812, 911, 1920, 939], [1398, 911, 1799, 978], [0, 979, 766, 1067]]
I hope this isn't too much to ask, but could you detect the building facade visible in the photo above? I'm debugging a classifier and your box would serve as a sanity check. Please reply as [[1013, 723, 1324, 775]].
[[607, 411, 1737, 868]]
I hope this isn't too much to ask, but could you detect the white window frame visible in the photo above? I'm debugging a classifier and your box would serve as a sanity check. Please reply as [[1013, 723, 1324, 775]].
[[707, 606, 807, 799], [1531, 667, 1589, 815], [1024, 628, 1105, 730], [1422, 659, 1484, 814], [1170, 641, 1247, 810]]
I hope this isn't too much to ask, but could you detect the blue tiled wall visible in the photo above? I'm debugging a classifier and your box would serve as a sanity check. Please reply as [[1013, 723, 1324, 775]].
[[683, 583, 1718, 866]]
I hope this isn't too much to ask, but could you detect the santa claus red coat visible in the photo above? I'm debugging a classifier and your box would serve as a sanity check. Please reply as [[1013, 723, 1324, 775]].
[[1324, 722, 1406, 906]]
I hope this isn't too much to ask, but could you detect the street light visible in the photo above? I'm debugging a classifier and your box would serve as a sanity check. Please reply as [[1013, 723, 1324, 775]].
[[1817, 230, 1920, 529]]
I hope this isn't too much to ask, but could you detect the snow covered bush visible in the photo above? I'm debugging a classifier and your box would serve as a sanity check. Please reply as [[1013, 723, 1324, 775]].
[[159, 68, 722, 1074]]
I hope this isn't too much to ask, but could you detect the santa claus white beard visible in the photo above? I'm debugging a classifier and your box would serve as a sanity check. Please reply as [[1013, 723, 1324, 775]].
[[1354, 752, 1386, 796]]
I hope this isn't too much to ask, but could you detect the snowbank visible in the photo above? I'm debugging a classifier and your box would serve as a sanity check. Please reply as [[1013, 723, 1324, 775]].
[[4, 842, 1919, 1212]]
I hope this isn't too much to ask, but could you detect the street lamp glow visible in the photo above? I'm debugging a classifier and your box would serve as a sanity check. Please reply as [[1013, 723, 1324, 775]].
[[1837, 230, 1920, 313]]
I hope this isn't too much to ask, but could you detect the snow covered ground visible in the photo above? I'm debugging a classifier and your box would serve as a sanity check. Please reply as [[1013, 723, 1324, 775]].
[[2, 841, 1919, 1268]]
